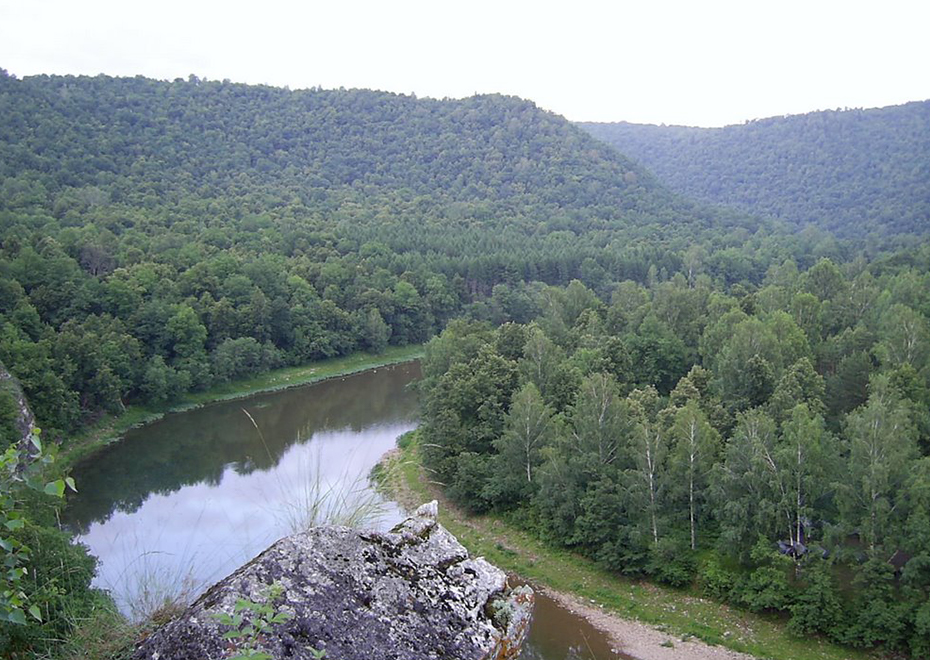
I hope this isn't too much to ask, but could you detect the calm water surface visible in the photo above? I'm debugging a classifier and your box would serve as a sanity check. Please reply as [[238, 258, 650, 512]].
[[64, 363, 421, 617], [519, 588, 632, 660], [64, 360, 628, 658]]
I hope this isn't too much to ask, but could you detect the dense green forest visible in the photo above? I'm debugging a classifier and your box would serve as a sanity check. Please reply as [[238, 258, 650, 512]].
[[0, 70, 928, 657], [420, 252, 930, 657], [0, 70, 765, 441], [580, 101, 930, 238], [0, 70, 863, 443]]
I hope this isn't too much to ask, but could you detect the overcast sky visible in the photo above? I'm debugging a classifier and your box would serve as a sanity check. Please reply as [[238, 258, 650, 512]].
[[2, 0, 928, 127]]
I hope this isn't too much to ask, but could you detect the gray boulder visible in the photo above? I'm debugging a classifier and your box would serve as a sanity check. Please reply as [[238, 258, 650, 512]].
[[132, 501, 533, 660]]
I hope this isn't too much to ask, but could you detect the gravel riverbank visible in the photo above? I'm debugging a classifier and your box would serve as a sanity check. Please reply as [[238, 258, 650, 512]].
[[539, 585, 759, 660]]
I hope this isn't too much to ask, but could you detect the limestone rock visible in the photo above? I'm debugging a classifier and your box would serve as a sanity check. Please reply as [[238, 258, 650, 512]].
[[132, 500, 533, 660]]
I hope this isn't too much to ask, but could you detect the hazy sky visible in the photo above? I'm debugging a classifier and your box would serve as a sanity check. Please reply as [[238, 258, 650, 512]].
[[2, 0, 928, 127]]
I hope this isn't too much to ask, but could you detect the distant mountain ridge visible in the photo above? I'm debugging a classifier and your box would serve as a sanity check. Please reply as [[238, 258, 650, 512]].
[[579, 100, 930, 237], [0, 72, 713, 246]]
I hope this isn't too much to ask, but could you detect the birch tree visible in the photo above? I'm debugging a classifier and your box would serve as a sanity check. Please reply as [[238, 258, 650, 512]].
[[715, 408, 782, 553], [837, 377, 917, 553], [489, 383, 559, 504], [627, 387, 667, 546], [570, 373, 631, 469], [669, 401, 720, 550], [876, 304, 929, 370], [775, 404, 837, 547]]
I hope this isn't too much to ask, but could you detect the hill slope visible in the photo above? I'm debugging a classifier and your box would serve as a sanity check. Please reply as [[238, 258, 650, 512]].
[[0, 72, 765, 435], [1, 72, 728, 255], [580, 101, 930, 237]]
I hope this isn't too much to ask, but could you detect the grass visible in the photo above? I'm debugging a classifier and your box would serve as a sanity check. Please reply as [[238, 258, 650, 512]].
[[39, 595, 142, 660], [274, 449, 391, 534], [60, 345, 424, 468], [385, 431, 878, 660]]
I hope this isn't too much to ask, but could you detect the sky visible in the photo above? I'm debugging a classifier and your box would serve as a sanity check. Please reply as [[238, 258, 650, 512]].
[[1, 0, 929, 127]]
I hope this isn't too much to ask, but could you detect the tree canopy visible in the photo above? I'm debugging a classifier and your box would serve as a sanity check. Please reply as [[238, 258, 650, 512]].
[[580, 101, 930, 238]]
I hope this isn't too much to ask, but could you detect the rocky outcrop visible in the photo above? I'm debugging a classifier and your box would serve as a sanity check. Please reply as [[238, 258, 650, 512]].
[[132, 501, 533, 660], [0, 360, 39, 461]]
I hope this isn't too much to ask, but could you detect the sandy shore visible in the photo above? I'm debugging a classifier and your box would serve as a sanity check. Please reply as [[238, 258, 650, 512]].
[[539, 585, 759, 660]]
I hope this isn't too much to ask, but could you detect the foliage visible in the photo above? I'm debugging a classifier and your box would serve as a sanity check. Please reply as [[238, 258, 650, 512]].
[[580, 101, 930, 238], [1, 428, 76, 625], [211, 582, 306, 660], [2, 70, 930, 657], [0, 72, 853, 444], [0, 426, 104, 658], [419, 255, 930, 655]]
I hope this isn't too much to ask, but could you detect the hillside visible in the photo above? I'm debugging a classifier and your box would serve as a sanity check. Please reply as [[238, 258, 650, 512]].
[[0, 71, 725, 262], [580, 101, 930, 237], [0, 71, 774, 437]]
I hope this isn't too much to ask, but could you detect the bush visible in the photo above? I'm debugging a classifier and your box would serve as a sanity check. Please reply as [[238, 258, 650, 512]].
[[647, 537, 697, 587], [698, 555, 739, 601], [787, 559, 844, 636], [731, 538, 794, 613], [396, 430, 416, 450], [0, 522, 101, 656], [447, 452, 492, 513]]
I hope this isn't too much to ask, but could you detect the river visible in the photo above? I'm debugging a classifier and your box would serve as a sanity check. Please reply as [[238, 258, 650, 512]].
[[64, 361, 628, 659]]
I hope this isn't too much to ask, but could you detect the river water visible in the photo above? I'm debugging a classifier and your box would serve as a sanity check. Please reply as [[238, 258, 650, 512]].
[[64, 361, 628, 659]]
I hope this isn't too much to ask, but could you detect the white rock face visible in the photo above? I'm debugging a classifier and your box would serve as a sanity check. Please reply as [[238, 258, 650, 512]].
[[132, 501, 534, 660]]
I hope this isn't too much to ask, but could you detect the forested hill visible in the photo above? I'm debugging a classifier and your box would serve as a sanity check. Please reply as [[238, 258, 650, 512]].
[[0, 71, 725, 254], [579, 101, 930, 238], [1, 71, 774, 438]]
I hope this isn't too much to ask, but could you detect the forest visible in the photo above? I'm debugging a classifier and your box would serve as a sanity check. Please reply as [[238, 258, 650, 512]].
[[419, 254, 930, 657], [0, 70, 758, 439], [0, 71, 928, 657], [580, 101, 930, 238]]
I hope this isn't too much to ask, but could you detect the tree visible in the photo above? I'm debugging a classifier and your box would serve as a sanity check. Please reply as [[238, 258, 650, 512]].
[[359, 308, 391, 353], [776, 405, 837, 548], [488, 383, 558, 505], [768, 358, 826, 426], [668, 402, 720, 550], [519, 327, 579, 411], [626, 387, 667, 546], [421, 343, 518, 486], [803, 258, 846, 302], [140, 355, 186, 404], [788, 559, 844, 636], [836, 377, 917, 553], [875, 304, 929, 371], [166, 304, 207, 360], [212, 337, 265, 382], [569, 373, 631, 470], [715, 409, 781, 554], [626, 313, 687, 394]]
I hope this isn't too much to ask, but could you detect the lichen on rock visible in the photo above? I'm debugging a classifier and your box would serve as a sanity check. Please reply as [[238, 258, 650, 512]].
[[132, 501, 533, 660]]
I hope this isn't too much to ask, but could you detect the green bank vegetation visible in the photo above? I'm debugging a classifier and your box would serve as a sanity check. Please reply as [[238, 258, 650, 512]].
[[63, 345, 423, 466], [389, 432, 877, 660], [416, 260, 930, 658]]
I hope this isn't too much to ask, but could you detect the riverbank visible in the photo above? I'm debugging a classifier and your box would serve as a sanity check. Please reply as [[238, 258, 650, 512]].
[[380, 432, 877, 660], [61, 345, 424, 468]]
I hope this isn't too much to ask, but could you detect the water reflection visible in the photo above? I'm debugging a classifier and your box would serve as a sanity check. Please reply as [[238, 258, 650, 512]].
[[63, 363, 421, 617], [64, 361, 633, 659], [519, 586, 631, 660]]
